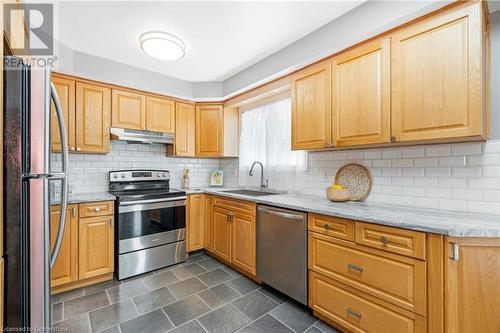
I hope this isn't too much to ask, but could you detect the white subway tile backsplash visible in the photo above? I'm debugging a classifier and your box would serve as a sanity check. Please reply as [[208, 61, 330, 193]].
[[220, 139, 500, 214]]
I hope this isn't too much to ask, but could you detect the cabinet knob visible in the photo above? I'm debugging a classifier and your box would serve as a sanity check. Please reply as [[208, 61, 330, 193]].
[[347, 308, 362, 319], [323, 223, 331, 230], [71, 207, 77, 218], [95, 207, 101, 212], [380, 236, 389, 245], [347, 263, 364, 273]]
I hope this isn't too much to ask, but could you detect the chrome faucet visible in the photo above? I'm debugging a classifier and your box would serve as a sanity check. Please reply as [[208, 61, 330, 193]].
[[249, 161, 268, 191]]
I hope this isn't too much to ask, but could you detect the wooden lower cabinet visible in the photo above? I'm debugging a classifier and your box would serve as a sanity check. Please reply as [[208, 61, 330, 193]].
[[50, 204, 79, 287], [204, 196, 213, 251], [186, 194, 205, 252], [310, 271, 426, 333], [51, 201, 114, 293], [444, 237, 500, 333], [78, 215, 114, 280], [231, 212, 256, 275], [212, 206, 232, 262]]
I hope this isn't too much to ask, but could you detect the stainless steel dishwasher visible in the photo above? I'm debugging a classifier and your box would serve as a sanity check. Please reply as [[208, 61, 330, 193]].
[[257, 205, 307, 305]]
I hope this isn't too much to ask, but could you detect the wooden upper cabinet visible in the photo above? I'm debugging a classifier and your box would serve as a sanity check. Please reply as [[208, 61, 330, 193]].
[[76, 82, 111, 153], [196, 104, 224, 157], [51, 75, 76, 152], [4, 0, 28, 54], [391, 2, 487, 142], [50, 205, 78, 287], [332, 38, 390, 146], [291, 61, 331, 150], [112, 89, 146, 130], [146, 96, 175, 133], [78, 215, 114, 280], [186, 194, 205, 252], [445, 238, 500, 333], [174, 102, 196, 157]]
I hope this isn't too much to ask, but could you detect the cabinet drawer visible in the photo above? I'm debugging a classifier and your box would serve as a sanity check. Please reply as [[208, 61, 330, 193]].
[[355, 223, 426, 260], [308, 232, 425, 315], [309, 271, 426, 333], [308, 214, 355, 241], [213, 196, 255, 216], [79, 201, 114, 218]]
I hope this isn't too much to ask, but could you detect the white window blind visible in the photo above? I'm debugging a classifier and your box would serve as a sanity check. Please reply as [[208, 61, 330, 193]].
[[239, 97, 307, 190]]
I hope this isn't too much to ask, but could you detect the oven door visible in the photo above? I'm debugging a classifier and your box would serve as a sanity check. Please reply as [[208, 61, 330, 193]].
[[117, 197, 186, 254]]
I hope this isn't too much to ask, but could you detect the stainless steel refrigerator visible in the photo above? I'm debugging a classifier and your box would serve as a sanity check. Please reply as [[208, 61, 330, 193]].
[[3, 57, 69, 330]]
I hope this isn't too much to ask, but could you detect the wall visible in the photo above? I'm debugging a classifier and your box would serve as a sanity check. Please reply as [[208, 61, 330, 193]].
[[50, 141, 219, 196]]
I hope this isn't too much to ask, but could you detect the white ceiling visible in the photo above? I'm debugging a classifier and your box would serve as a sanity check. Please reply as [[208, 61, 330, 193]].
[[56, 1, 364, 82]]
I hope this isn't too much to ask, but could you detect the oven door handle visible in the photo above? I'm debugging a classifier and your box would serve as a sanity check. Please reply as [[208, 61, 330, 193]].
[[119, 196, 187, 206], [119, 198, 186, 213]]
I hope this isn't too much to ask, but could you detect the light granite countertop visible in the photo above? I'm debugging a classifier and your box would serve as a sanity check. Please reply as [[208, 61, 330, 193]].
[[186, 187, 500, 237], [50, 192, 116, 205]]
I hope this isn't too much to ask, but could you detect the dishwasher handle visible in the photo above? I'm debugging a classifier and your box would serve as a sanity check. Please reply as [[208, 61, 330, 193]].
[[257, 206, 304, 221]]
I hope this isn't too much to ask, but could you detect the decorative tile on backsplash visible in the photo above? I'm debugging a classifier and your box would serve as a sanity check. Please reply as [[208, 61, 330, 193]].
[[50, 141, 220, 195], [220, 140, 500, 214]]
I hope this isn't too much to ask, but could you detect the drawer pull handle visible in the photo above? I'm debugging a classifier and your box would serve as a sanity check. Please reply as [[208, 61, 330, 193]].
[[95, 207, 101, 212], [347, 308, 362, 319], [347, 263, 364, 273], [380, 236, 389, 245], [323, 224, 331, 230]]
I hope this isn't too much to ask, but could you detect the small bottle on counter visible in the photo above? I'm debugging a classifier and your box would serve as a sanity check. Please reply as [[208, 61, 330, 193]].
[[181, 168, 190, 189]]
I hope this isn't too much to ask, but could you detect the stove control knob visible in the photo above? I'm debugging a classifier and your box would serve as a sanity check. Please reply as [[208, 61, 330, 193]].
[[121, 173, 126, 179], [162, 173, 167, 177], [113, 174, 118, 179]]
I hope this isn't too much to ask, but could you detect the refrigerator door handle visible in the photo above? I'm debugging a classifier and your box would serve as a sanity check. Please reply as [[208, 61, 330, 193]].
[[49, 82, 69, 268]]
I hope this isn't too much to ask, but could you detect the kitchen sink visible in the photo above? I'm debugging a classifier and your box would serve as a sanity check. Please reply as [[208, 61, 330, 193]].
[[221, 189, 278, 196]]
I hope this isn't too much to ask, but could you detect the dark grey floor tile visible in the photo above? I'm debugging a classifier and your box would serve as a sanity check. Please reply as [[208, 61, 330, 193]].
[[142, 270, 179, 290], [198, 258, 224, 271], [221, 266, 241, 277], [185, 252, 208, 264], [121, 271, 154, 283], [305, 327, 324, 333], [225, 276, 259, 295], [197, 268, 232, 287], [313, 320, 342, 333], [84, 278, 121, 295], [162, 295, 210, 327], [53, 314, 91, 333], [258, 287, 287, 304], [107, 279, 148, 303], [197, 304, 250, 333], [89, 299, 138, 332], [51, 288, 84, 304], [239, 314, 294, 333], [98, 325, 121, 333], [63, 290, 109, 320], [51, 302, 63, 324], [169, 320, 206, 333], [132, 287, 177, 314], [171, 263, 207, 280], [167, 277, 208, 299], [198, 283, 240, 308], [119, 308, 173, 333], [232, 291, 279, 320], [270, 302, 317, 333]]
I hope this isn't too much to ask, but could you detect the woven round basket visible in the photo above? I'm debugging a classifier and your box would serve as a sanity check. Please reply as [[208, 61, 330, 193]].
[[334, 163, 372, 201]]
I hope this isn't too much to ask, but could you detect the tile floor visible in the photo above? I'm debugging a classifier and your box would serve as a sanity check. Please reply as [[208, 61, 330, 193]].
[[51, 252, 340, 333]]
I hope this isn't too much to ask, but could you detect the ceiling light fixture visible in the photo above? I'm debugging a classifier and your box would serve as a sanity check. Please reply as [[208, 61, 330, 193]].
[[140, 31, 185, 61]]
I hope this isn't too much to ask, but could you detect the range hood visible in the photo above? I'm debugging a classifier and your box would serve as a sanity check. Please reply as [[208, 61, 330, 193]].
[[110, 127, 174, 145]]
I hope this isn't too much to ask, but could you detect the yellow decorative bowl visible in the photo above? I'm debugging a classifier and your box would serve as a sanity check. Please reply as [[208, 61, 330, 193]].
[[326, 187, 351, 202]]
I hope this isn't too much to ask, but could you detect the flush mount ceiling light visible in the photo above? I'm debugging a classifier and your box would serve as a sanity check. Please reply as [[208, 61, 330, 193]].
[[140, 31, 185, 61]]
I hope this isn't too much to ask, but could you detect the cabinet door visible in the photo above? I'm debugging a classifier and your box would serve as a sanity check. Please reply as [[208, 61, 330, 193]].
[[4, 0, 27, 54], [186, 194, 205, 252], [112, 89, 146, 130], [291, 61, 331, 150], [204, 196, 213, 251], [231, 212, 256, 275], [78, 215, 114, 280], [391, 3, 485, 142], [50, 204, 78, 287], [195, 104, 223, 157], [445, 238, 500, 333], [146, 96, 175, 133], [212, 207, 231, 262], [332, 39, 390, 146], [51, 76, 76, 152], [76, 82, 111, 153], [174, 102, 195, 156]]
